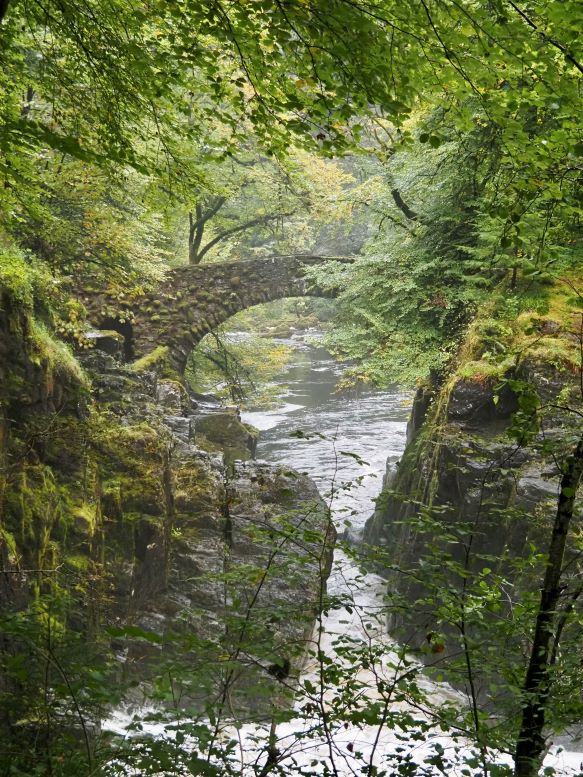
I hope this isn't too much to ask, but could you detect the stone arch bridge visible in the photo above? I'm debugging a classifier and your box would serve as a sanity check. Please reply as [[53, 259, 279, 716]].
[[91, 255, 353, 374]]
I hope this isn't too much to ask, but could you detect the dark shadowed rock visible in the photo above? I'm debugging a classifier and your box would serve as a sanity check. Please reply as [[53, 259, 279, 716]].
[[365, 357, 580, 663], [85, 329, 125, 358], [447, 379, 518, 426], [1, 288, 336, 720]]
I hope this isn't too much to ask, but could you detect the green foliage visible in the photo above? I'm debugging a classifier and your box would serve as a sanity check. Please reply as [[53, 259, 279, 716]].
[[178, 148, 355, 265], [41, 163, 168, 282], [0, 245, 87, 407], [311, 136, 489, 385], [230, 297, 335, 333], [0, 0, 416, 186], [0, 602, 120, 777], [0, 245, 53, 312], [376, 483, 583, 770], [188, 332, 293, 408], [313, 91, 583, 386]]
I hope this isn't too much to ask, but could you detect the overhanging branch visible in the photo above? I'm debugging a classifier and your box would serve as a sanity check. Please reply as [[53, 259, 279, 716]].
[[195, 210, 298, 262]]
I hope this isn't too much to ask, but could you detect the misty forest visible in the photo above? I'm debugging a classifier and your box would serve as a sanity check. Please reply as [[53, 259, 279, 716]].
[[1, 1, 583, 776]]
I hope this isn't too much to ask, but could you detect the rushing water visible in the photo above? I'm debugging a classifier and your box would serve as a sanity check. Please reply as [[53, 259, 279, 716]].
[[107, 333, 581, 775], [241, 334, 581, 776], [241, 335, 411, 540]]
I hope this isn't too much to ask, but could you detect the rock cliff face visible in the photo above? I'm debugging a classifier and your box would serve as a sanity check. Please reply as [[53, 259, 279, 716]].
[[365, 348, 581, 650], [0, 309, 334, 728]]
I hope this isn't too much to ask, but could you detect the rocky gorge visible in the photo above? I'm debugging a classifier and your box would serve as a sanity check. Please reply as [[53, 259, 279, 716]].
[[0, 274, 334, 748], [2, 259, 583, 773], [364, 300, 583, 683]]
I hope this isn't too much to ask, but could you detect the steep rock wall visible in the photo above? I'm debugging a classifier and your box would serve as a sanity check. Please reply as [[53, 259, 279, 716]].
[[0, 302, 334, 741], [365, 340, 582, 650]]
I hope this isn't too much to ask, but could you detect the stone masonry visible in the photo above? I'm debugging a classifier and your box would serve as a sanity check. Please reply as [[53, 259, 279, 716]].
[[86, 255, 353, 373]]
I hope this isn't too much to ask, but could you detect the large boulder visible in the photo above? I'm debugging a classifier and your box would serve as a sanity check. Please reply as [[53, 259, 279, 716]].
[[365, 360, 579, 657], [195, 411, 258, 462]]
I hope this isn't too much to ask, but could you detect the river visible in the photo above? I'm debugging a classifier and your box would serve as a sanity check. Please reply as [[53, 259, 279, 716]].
[[108, 333, 581, 775], [242, 334, 581, 776], [241, 334, 410, 541]]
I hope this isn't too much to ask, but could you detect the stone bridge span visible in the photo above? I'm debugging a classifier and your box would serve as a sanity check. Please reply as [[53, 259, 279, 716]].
[[119, 255, 352, 373]]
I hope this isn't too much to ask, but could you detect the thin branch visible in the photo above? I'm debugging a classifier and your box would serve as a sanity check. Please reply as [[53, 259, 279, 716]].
[[189, 196, 227, 233], [505, 0, 583, 76], [549, 583, 583, 668]]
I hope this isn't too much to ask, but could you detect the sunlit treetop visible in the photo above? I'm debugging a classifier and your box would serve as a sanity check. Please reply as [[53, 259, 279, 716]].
[[0, 1, 581, 190]]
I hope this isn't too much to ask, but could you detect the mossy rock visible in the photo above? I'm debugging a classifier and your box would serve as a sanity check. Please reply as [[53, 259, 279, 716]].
[[91, 419, 167, 514], [194, 432, 221, 454], [73, 503, 99, 535], [85, 329, 124, 357], [3, 462, 72, 567], [130, 346, 171, 374], [173, 460, 223, 513], [65, 554, 92, 572], [195, 413, 258, 461]]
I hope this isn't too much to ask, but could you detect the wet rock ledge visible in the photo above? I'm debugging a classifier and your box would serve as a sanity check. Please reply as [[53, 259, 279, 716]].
[[2, 326, 334, 717]]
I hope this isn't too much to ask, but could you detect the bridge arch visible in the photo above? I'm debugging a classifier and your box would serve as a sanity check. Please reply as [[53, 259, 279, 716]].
[[130, 255, 352, 374]]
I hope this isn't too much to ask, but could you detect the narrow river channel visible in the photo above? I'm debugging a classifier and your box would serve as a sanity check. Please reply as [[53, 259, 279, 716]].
[[239, 333, 581, 776], [108, 333, 580, 775], [236, 335, 479, 776], [241, 334, 410, 540]]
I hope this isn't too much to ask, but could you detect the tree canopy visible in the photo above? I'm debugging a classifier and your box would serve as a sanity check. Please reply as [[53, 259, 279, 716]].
[[1, 2, 583, 775], [3, 0, 581, 178], [2, 0, 581, 355]]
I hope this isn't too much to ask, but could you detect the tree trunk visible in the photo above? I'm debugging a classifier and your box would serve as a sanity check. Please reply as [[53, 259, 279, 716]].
[[391, 188, 418, 220], [513, 434, 583, 777], [0, 0, 11, 23], [188, 198, 227, 264], [188, 204, 205, 264]]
